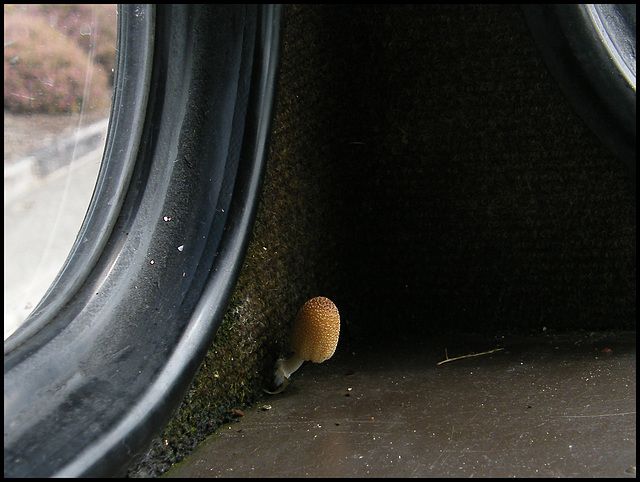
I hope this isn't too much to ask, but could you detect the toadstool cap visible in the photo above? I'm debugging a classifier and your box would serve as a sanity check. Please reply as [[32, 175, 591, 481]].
[[290, 296, 340, 363]]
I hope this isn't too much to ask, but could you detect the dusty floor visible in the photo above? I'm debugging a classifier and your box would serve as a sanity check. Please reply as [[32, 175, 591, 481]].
[[164, 331, 635, 478]]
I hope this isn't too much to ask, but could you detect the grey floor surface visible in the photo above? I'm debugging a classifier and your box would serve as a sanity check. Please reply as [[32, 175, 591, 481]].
[[165, 331, 636, 478]]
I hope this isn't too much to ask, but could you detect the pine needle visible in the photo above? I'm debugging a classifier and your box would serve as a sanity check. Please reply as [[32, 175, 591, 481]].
[[437, 347, 504, 366]]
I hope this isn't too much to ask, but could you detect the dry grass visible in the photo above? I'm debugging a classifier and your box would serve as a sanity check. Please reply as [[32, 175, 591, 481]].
[[3, 4, 116, 114]]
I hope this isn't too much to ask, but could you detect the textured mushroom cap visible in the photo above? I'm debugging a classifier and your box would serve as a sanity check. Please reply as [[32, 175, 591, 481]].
[[290, 296, 340, 363]]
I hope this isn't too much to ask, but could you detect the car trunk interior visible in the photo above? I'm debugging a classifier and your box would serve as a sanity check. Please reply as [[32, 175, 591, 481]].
[[128, 5, 636, 477]]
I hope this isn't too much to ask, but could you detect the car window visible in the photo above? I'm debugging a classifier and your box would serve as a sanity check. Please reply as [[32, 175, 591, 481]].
[[4, 4, 117, 339]]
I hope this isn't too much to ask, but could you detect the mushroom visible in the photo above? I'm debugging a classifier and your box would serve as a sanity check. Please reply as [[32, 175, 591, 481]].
[[268, 296, 340, 393]]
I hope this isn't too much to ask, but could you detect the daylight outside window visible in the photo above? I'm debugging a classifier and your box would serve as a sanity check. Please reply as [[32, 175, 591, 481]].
[[4, 4, 117, 339]]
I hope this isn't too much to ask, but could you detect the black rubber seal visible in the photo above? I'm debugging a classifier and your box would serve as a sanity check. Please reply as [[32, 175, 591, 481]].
[[521, 4, 636, 173], [4, 4, 282, 477]]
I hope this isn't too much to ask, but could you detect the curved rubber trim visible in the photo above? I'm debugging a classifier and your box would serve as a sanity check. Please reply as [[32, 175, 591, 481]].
[[521, 4, 636, 172], [4, 4, 282, 477]]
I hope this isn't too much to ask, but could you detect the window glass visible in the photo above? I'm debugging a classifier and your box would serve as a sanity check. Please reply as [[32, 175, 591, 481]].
[[4, 4, 117, 339]]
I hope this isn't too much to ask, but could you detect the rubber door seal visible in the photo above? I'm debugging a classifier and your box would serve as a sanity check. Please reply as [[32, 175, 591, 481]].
[[4, 5, 282, 477], [521, 4, 636, 173]]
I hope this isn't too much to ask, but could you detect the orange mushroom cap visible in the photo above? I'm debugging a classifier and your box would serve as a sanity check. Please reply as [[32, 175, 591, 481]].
[[290, 296, 340, 363], [266, 296, 341, 394]]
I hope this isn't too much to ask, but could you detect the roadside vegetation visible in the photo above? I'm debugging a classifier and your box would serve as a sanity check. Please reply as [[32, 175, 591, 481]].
[[4, 4, 116, 115]]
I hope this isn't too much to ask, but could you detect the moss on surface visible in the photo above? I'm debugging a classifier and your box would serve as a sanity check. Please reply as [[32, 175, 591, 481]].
[[129, 5, 635, 477]]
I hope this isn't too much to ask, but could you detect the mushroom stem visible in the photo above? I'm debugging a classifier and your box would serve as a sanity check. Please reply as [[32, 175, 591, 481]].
[[274, 353, 305, 386]]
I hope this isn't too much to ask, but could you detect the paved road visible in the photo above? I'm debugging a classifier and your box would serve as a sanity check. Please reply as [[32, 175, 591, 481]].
[[3, 130, 105, 339]]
